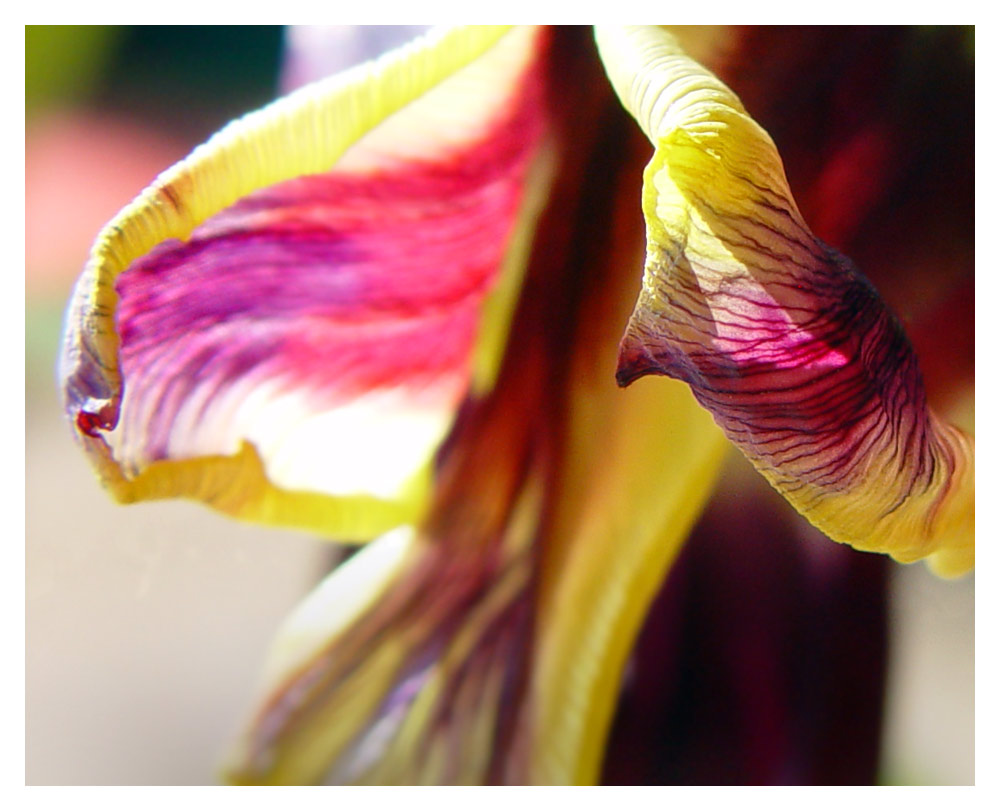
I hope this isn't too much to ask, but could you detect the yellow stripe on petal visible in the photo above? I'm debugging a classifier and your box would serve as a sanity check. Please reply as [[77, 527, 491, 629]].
[[61, 26, 552, 541], [224, 471, 543, 785], [522, 174, 728, 782], [534, 377, 727, 785], [595, 26, 974, 576], [96, 440, 429, 541]]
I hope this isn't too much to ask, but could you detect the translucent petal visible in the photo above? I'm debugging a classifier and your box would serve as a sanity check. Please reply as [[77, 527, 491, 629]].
[[595, 25, 974, 576]]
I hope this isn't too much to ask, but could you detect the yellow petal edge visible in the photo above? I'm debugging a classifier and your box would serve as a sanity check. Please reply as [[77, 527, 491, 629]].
[[594, 25, 974, 576], [60, 26, 548, 542]]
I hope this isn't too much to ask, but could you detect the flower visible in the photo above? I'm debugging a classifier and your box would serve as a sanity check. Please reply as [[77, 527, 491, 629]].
[[59, 26, 973, 784]]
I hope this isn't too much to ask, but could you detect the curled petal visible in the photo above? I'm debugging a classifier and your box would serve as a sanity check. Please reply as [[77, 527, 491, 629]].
[[60, 26, 553, 539], [595, 26, 973, 576]]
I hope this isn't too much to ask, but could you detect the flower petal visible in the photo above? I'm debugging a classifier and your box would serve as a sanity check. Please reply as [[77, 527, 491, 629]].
[[595, 26, 973, 576], [533, 380, 727, 784], [602, 453, 889, 785], [60, 26, 553, 539], [225, 517, 539, 785], [220, 32, 731, 783], [521, 123, 728, 784], [224, 374, 549, 785]]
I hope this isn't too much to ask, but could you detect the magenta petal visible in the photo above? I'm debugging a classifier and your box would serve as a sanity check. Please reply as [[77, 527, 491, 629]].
[[61, 27, 553, 539]]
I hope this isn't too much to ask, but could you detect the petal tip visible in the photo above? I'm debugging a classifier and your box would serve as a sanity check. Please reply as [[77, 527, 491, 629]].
[[74, 402, 117, 438], [615, 327, 661, 388]]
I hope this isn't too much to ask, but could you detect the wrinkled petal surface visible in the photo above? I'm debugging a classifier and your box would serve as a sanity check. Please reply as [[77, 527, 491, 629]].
[[60, 26, 552, 539], [596, 26, 973, 576]]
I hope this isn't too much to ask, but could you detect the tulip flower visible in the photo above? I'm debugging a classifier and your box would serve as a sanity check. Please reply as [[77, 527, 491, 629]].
[[59, 26, 973, 784]]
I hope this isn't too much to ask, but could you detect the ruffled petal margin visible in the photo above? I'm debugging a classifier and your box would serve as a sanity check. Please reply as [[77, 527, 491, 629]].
[[595, 26, 973, 576], [59, 25, 553, 541]]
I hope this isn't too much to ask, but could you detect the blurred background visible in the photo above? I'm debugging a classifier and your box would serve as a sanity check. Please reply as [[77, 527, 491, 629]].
[[25, 26, 974, 785]]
